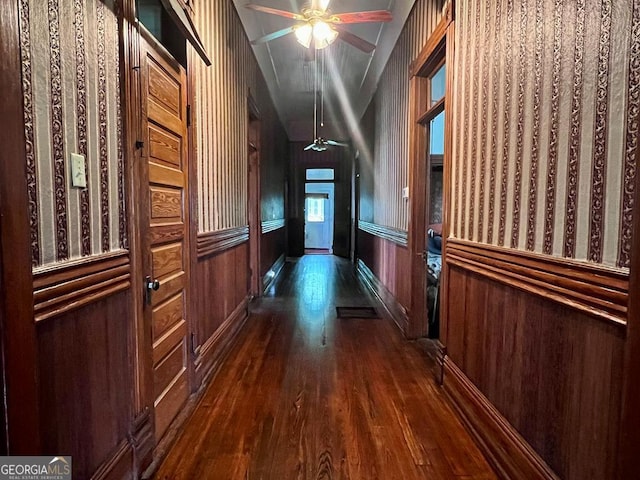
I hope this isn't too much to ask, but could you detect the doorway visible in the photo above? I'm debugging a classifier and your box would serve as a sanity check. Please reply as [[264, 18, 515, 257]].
[[408, 16, 453, 341], [424, 106, 445, 339], [139, 30, 190, 443], [304, 169, 335, 254]]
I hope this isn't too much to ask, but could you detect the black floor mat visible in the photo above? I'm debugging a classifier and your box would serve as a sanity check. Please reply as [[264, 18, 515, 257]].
[[336, 306, 379, 319]]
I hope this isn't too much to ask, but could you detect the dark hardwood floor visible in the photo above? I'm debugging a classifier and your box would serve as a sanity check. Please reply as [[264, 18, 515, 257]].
[[154, 255, 497, 479]]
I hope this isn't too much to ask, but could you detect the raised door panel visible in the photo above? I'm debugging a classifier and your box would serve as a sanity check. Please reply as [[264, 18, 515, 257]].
[[142, 39, 189, 443]]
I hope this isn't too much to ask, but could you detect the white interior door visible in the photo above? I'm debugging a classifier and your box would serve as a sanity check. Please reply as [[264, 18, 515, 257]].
[[305, 183, 334, 250]]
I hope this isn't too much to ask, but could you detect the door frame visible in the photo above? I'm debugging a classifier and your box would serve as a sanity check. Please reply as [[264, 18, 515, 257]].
[[0, 0, 40, 453], [618, 120, 640, 477], [247, 93, 261, 296], [407, 6, 454, 339]]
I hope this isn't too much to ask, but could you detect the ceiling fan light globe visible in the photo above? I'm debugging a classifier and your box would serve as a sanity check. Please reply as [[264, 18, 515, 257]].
[[294, 23, 313, 48], [312, 20, 338, 48]]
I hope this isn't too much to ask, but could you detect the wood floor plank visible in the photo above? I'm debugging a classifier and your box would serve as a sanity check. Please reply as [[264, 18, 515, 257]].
[[154, 255, 497, 479]]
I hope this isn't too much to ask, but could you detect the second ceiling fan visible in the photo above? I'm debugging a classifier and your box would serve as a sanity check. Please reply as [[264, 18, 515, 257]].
[[246, 0, 392, 53]]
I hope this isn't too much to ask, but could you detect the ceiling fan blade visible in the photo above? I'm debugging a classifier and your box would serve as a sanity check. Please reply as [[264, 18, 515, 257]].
[[335, 27, 376, 53], [304, 143, 315, 151], [332, 10, 393, 24], [326, 140, 348, 147], [251, 26, 295, 45], [245, 4, 302, 20]]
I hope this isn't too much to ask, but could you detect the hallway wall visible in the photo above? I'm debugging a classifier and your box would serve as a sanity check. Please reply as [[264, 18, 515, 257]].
[[355, 0, 445, 315], [13, 1, 134, 476], [443, 0, 637, 478], [191, 0, 288, 381], [356, 0, 637, 478]]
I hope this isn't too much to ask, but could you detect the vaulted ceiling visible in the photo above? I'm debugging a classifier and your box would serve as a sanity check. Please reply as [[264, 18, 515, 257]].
[[231, 0, 417, 142]]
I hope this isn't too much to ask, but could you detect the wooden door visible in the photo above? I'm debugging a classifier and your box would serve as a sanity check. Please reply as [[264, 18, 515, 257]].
[[140, 35, 190, 442]]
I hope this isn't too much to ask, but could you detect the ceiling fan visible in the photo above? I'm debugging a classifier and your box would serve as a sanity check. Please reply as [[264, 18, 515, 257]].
[[304, 48, 348, 152], [245, 0, 392, 53]]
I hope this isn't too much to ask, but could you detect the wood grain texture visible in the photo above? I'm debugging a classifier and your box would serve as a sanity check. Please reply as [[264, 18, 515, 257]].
[[357, 230, 411, 328], [444, 265, 625, 479], [0, 0, 40, 452], [443, 357, 559, 480], [193, 242, 250, 385], [260, 227, 285, 278], [154, 255, 496, 479], [37, 290, 132, 479], [33, 252, 131, 322], [446, 238, 629, 326], [357, 259, 409, 335], [196, 227, 250, 258], [140, 32, 190, 446]]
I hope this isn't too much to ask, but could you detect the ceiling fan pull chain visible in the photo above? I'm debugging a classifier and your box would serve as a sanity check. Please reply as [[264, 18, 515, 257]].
[[313, 46, 318, 140]]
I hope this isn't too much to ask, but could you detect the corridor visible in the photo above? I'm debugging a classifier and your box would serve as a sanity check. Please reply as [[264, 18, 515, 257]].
[[154, 255, 496, 479]]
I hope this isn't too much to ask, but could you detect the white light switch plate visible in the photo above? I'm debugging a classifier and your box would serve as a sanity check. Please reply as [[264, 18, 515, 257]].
[[402, 186, 409, 199], [70, 153, 87, 188]]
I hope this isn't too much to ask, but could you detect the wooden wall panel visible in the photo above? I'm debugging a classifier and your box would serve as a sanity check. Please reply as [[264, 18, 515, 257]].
[[451, 0, 637, 269], [444, 266, 624, 479], [357, 230, 411, 312], [19, 0, 126, 267], [193, 243, 249, 380], [260, 227, 285, 278], [36, 290, 133, 479]]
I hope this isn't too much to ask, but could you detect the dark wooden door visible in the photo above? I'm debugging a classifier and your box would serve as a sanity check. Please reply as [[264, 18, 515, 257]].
[[140, 35, 190, 442]]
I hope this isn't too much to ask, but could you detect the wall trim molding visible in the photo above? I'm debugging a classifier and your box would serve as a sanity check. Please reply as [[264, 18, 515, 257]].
[[32, 251, 131, 322], [262, 253, 285, 293], [197, 226, 249, 258], [261, 218, 285, 234], [443, 357, 559, 480], [90, 439, 134, 480], [358, 221, 408, 247], [356, 259, 409, 334], [446, 239, 629, 327]]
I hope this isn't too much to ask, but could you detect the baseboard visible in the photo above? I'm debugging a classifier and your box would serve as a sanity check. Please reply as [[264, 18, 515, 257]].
[[131, 409, 154, 476], [195, 295, 250, 380], [443, 357, 559, 480], [262, 253, 285, 293], [356, 259, 409, 333], [91, 439, 134, 480]]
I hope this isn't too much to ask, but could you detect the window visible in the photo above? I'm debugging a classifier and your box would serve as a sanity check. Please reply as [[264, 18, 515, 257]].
[[430, 64, 446, 106], [306, 197, 325, 222], [306, 169, 335, 181]]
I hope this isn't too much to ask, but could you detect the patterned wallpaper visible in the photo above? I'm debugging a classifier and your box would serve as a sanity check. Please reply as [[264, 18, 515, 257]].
[[19, 0, 125, 268], [451, 0, 638, 269], [193, 0, 286, 233], [368, 0, 446, 231]]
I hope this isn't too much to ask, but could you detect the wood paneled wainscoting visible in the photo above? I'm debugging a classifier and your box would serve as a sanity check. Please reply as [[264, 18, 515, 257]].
[[260, 219, 286, 292], [356, 225, 411, 333], [33, 253, 135, 479], [442, 239, 627, 480], [193, 229, 251, 387]]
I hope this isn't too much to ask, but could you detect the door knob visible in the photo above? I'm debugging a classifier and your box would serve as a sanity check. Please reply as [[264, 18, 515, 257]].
[[145, 275, 160, 305]]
